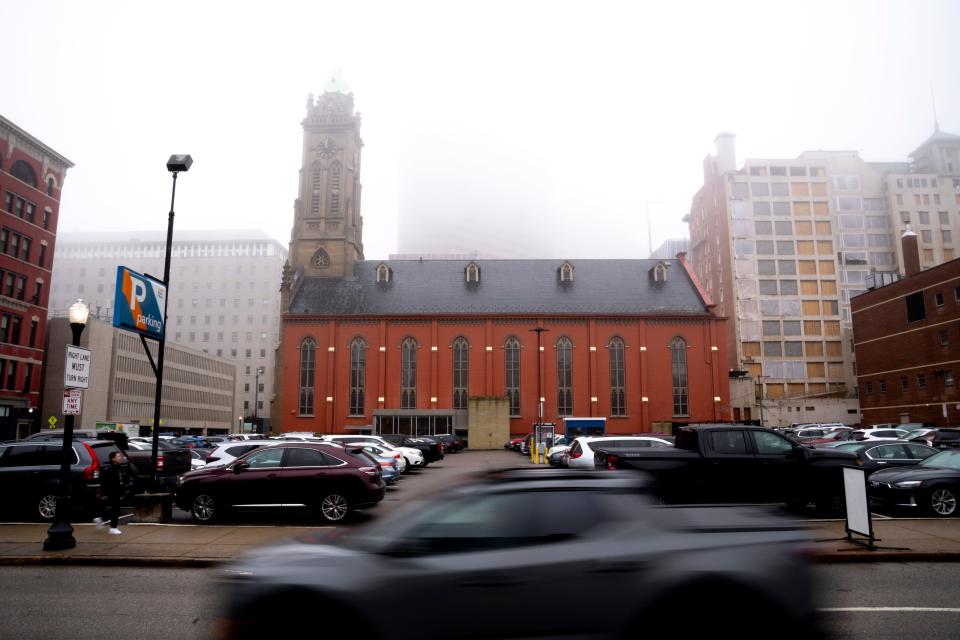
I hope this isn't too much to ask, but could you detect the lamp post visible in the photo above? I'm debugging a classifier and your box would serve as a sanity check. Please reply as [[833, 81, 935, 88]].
[[254, 367, 264, 434], [43, 299, 90, 551], [237, 415, 243, 433], [148, 155, 192, 489]]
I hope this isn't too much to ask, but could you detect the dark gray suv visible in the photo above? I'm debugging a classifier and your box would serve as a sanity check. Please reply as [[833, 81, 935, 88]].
[[0, 439, 121, 521]]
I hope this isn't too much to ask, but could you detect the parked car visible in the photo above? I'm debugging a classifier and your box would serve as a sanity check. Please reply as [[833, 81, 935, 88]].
[[799, 430, 857, 446], [546, 436, 570, 467], [367, 434, 442, 465], [828, 441, 938, 474], [170, 436, 214, 450], [204, 440, 280, 468], [214, 468, 822, 639], [868, 449, 960, 517], [0, 438, 124, 521], [123, 438, 194, 490], [594, 425, 856, 512], [175, 442, 385, 523], [908, 428, 960, 450], [351, 445, 401, 485], [322, 435, 424, 470], [504, 437, 524, 451], [433, 434, 464, 453], [856, 428, 911, 441], [564, 436, 672, 469]]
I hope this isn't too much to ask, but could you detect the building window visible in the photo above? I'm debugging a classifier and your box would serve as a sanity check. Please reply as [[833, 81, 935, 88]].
[[401, 337, 417, 409], [559, 262, 574, 283], [556, 337, 573, 416], [10, 161, 37, 188], [298, 338, 316, 415], [453, 337, 469, 410], [349, 338, 365, 416], [917, 374, 926, 389], [905, 292, 926, 323], [609, 337, 625, 416], [946, 371, 955, 387], [505, 337, 521, 417], [671, 337, 689, 416], [328, 162, 341, 216], [901, 376, 909, 391], [879, 379, 887, 393], [865, 381, 873, 395], [376, 263, 391, 283], [936, 292, 945, 307], [940, 331, 949, 346]]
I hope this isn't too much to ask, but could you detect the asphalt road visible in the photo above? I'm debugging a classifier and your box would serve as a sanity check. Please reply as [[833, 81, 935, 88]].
[[1, 563, 957, 639]]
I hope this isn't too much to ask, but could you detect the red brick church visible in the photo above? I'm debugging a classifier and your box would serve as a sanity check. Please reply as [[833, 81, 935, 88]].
[[273, 82, 730, 443]]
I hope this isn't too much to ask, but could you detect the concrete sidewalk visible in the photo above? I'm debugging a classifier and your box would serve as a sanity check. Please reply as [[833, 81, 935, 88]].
[[0, 516, 957, 567]]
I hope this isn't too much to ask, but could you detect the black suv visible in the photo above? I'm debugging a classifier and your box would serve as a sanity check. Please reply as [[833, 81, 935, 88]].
[[0, 439, 123, 521]]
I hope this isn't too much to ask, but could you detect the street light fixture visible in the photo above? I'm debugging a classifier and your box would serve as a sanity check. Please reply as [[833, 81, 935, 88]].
[[43, 299, 89, 551]]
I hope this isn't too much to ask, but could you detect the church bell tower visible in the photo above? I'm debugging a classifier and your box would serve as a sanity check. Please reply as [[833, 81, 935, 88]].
[[287, 72, 364, 282]]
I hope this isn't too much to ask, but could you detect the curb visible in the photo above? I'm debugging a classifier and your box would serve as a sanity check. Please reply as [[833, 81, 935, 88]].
[[811, 552, 960, 563], [0, 556, 219, 568]]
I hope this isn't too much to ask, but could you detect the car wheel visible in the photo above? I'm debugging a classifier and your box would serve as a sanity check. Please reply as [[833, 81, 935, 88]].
[[191, 494, 217, 523], [37, 494, 58, 521], [320, 493, 350, 522], [928, 487, 957, 517], [404, 457, 414, 472]]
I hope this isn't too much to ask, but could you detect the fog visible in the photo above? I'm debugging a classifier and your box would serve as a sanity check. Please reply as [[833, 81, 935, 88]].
[[2, 0, 958, 260]]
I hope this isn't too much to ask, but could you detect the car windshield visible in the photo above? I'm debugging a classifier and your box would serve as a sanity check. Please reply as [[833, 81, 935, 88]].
[[918, 450, 960, 470]]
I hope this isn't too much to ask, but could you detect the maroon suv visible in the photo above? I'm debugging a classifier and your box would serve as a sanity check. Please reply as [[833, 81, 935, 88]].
[[174, 442, 384, 523]]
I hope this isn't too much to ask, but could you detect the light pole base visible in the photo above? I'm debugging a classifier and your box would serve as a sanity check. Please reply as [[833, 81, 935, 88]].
[[43, 521, 76, 551]]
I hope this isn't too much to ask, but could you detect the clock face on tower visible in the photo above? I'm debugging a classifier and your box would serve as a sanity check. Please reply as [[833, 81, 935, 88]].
[[318, 138, 337, 159]]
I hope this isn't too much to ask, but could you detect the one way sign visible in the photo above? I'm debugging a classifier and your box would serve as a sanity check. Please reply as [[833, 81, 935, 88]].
[[64, 345, 91, 389]]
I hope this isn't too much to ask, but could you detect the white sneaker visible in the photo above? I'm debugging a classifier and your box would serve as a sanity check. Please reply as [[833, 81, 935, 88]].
[[108, 528, 122, 535], [93, 517, 106, 529]]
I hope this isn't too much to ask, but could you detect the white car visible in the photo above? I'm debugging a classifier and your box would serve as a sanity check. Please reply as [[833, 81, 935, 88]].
[[564, 435, 673, 469], [857, 428, 911, 441], [348, 442, 408, 473], [546, 436, 570, 467], [321, 435, 425, 470], [203, 440, 280, 468]]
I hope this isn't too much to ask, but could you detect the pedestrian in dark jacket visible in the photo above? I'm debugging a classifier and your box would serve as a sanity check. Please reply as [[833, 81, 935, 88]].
[[93, 451, 129, 535]]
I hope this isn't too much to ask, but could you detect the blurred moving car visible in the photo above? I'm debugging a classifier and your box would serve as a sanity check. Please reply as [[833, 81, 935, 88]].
[[564, 435, 672, 469], [828, 441, 938, 474], [868, 449, 960, 517], [216, 469, 822, 639], [175, 442, 385, 523]]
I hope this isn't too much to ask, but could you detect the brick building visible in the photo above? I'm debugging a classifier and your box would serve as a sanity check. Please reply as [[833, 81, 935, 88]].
[[852, 231, 960, 426], [0, 115, 72, 440], [274, 81, 730, 441]]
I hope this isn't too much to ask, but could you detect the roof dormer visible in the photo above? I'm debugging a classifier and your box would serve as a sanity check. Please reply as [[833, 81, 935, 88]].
[[375, 262, 392, 284], [650, 261, 669, 284], [558, 261, 574, 284], [464, 262, 481, 284]]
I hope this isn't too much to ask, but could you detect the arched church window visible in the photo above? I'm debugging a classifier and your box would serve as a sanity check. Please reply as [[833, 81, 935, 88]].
[[376, 263, 391, 283], [504, 337, 521, 417], [609, 337, 626, 416], [311, 248, 331, 268], [298, 338, 317, 415], [453, 337, 469, 410], [350, 338, 366, 415], [671, 337, 689, 416], [401, 338, 417, 409], [559, 262, 574, 283], [556, 337, 573, 416]]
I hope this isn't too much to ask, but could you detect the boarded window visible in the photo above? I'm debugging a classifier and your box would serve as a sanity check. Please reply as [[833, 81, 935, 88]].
[[798, 260, 817, 274], [825, 341, 843, 357], [822, 281, 838, 295], [797, 241, 815, 255], [804, 320, 822, 335], [802, 300, 821, 315], [795, 221, 813, 235], [794, 201, 811, 216], [812, 183, 828, 196], [828, 363, 845, 378], [801, 281, 819, 295], [813, 202, 829, 216], [816, 221, 832, 235], [742, 342, 761, 357], [819, 260, 836, 275], [817, 240, 834, 254], [824, 321, 841, 336], [791, 183, 810, 197], [808, 362, 826, 377]]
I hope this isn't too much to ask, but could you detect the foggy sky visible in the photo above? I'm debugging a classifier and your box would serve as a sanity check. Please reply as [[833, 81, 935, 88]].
[[3, 0, 958, 261]]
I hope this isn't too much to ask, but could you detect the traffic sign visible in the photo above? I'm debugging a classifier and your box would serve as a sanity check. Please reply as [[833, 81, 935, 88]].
[[48, 416, 58, 428], [64, 345, 92, 389], [63, 389, 82, 415]]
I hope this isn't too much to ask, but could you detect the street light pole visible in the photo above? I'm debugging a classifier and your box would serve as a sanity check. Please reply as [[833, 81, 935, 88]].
[[43, 299, 90, 551], [149, 155, 192, 490]]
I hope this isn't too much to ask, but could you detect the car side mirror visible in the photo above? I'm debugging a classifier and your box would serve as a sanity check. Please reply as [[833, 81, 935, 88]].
[[233, 461, 249, 473]]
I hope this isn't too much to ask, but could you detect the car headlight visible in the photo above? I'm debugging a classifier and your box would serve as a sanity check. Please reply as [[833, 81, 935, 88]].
[[894, 480, 922, 488]]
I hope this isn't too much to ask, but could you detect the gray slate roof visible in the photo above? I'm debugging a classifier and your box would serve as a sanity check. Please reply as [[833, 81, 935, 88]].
[[289, 259, 711, 316]]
